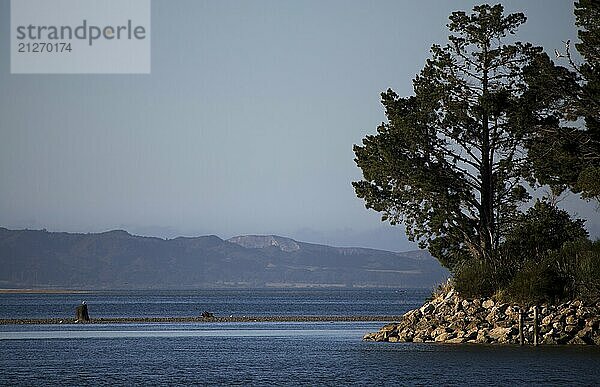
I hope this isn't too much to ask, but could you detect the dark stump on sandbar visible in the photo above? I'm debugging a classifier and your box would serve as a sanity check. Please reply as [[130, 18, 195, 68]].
[[75, 303, 90, 322]]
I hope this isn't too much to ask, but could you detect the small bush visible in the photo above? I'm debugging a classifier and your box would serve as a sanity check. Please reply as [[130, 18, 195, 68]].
[[501, 200, 588, 267], [551, 239, 600, 302], [454, 260, 498, 298], [506, 259, 567, 305]]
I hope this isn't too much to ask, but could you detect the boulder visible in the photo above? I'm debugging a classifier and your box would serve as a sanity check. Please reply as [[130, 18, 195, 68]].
[[482, 299, 495, 309], [542, 315, 553, 326], [363, 333, 376, 341], [565, 315, 579, 326], [556, 333, 572, 344], [489, 327, 511, 343], [565, 325, 578, 334], [381, 323, 396, 332], [446, 337, 467, 344], [542, 334, 557, 345], [568, 336, 588, 345], [420, 303, 435, 315], [362, 286, 600, 346], [464, 329, 478, 341]]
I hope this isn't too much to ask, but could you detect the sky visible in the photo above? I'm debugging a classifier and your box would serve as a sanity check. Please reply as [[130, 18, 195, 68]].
[[1, 0, 598, 251]]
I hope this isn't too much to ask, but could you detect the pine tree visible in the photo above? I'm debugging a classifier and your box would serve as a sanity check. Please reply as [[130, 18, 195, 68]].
[[353, 5, 543, 270], [522, 0, 600, 200]]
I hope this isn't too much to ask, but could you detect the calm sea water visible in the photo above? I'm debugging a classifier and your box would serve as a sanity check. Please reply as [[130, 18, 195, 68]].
[[1, 289, 600, 385], [0, 289, 428, 319]]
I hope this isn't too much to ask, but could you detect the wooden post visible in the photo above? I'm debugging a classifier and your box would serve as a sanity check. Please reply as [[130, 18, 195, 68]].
[[518, 307, 524, 346], [533, 306, 538, 347]]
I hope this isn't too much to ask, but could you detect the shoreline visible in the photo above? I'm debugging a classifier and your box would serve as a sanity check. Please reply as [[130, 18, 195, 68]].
[[0, 315, 403, 325], [364, 285, 600, 345], [0, 289, 91, 294]]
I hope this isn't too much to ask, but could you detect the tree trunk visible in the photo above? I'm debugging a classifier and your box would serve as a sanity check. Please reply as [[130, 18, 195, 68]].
[[479, 47, 494, 263]]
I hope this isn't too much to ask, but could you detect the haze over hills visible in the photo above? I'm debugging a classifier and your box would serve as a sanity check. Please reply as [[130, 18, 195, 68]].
[[0, 228, 449, 289]]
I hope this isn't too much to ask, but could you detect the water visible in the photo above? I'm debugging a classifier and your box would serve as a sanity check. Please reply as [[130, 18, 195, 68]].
[[1, 290, 600, 385], [0, 289, 428, 319]]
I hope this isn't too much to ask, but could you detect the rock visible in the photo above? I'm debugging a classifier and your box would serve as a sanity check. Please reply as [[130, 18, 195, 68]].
[[556, 333, 572, 344], [430, 327, 443, 338], [568, 336, 587, 345], [381, 323, 396, 332], [446, 337, 467, 344], [552, 322, 564, 331], [577, 326, 592, 338], [542, 334, 557, 345], [565, 325, 578, 334], [565, 315, 578, 326], [477, 329, 490, 343], [489, 327, 511, 343], [363, 333, 376, 341], [402, 329, 415, 341], [482, 299, 495, 309], [201, 311, 215, 318], [420, 303, 435, 315], [586, 317, 599, 329], [464, 329, 478, 340], [363, 285, 600, 347], [542, 315, 553, 326]]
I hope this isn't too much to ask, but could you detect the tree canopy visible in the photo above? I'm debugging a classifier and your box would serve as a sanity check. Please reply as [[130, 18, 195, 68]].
[[353, 2, 600, 303], [353, 4, 541, 270], [522, 0, 600, 200]]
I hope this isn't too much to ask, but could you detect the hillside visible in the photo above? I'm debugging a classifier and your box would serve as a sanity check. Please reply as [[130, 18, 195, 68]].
[[0, 228, 449, 289]]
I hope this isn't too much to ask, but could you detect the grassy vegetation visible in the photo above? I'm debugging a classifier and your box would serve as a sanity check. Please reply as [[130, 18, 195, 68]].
[[452, 202, 600, 305]]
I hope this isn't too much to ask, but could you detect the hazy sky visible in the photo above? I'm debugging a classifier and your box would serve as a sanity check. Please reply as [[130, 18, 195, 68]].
[[1, 0, 598, 251]]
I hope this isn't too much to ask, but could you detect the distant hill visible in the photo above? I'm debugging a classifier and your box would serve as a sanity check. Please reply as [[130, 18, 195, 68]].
[[0, 228, 449, 289]]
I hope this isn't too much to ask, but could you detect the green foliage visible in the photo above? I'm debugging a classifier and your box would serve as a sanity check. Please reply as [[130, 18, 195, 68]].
[[506, 259, 567, 305], [501, 200, 588, 266], [521, 0, 600, 201], [453, 260, 498, 299], [353, 4, 541, 270], [452, 200, 590, 304], [506, 240, 600, 305], [498, 201, 587, 304], [550, 239, 600, 302], [353, 3, 599, 304]]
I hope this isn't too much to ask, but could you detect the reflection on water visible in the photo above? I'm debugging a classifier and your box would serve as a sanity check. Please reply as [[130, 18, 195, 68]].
[[0, 327, 369, 340]]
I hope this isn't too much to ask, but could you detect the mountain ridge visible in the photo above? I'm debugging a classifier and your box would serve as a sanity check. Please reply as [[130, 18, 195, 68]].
[[0, 227, 449, 289]]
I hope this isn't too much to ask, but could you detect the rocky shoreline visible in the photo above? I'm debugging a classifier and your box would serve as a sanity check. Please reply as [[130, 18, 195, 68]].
[[0, 315, 403, 325], [363, 286, 600, 345]]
